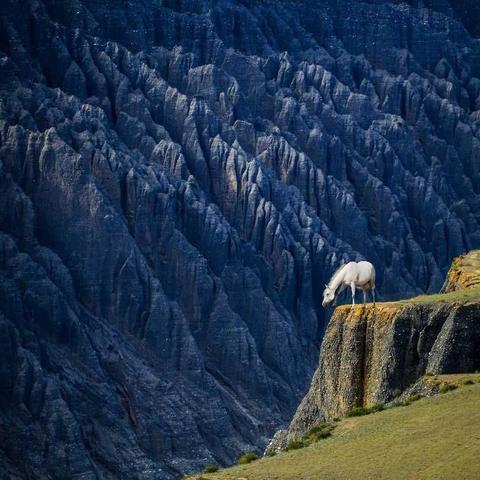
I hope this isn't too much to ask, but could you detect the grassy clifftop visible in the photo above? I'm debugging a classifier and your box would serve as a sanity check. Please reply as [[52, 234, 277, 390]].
[[196, 378, 480, 480]]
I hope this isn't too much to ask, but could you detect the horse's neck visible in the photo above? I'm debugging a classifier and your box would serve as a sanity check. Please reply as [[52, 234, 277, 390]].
[[329, 265, 348, 292]]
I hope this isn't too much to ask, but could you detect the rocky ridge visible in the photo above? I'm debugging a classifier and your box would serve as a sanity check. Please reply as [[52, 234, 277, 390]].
[[1, 0, 480, 478]]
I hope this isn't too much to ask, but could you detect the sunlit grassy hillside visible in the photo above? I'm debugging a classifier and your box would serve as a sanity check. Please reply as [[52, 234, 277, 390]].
[[194, 376, 480, 480]]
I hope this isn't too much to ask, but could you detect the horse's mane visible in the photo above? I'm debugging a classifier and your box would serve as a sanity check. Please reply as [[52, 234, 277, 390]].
[[327, 261, 346, 288]]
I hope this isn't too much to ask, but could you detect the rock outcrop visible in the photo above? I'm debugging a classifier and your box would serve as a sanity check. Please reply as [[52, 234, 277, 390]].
[[1, 0, 480, 478], [442, 249, 480, 292], [270, 250, 480, 451]]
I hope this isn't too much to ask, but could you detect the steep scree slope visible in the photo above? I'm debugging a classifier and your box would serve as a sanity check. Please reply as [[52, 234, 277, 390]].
[[1, 0, 480, 478]]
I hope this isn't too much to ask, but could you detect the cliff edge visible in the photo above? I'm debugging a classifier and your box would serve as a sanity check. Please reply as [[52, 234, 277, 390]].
[[269, 251, 480, 451], [442, 250, 480, 293]]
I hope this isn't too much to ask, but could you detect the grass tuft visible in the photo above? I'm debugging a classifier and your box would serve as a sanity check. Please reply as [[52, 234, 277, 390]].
[[237, 452, 258, 465], [408, 394, 423, 402], [306, 422, 335, 437], [439, 383, 458, 394], [286, 440, 305, 451], [347, 404, 384, 417], [285, 423, 336, 453]]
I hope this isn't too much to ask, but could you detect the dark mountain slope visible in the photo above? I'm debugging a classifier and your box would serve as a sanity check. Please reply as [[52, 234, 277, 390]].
[[0, 0, 479, 478]]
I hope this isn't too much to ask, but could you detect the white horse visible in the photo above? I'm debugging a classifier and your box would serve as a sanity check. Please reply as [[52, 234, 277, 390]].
[[322, 261, 376, 307]]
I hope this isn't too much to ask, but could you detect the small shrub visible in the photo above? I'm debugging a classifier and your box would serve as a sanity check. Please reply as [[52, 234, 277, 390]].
[[349, 406, 368, 417], [286, 440, 305, 451], [463, 379, 474, 385], [304, 422, 335, 443], [347, 403, 384, 417], [237, 452, 258, 465], [408, 394, 423, 402], [333, 417, 340, 423], [307, 425, 323, 435], [266, 450, 276, 457], [315, 430, 332, 440], [347, 406, 369, 417], [392, 388, 401, 399], [439, 383, 458, 394], [203, 464, 219, 474], [306, 422, 334, 436]]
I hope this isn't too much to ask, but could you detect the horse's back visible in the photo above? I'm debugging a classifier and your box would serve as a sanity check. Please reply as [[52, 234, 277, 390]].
[[357, 260, 375, 273], [356, 261, 375, 285]]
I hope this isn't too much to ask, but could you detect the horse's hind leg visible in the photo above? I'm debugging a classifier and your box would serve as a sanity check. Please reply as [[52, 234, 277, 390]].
[[372, 286, 376, 306], [350, 283, 356, 306], [363, 289, 367, 305]]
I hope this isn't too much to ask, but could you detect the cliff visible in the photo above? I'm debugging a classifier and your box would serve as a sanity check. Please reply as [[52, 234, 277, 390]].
[[1, 0, 480, 478], [270, 250, 480, 450]]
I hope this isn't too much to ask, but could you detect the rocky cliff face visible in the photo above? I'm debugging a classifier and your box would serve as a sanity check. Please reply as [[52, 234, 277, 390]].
[[1, 0, 480, 478], [442, 249, 480, 292], [271, 250, 480, 450]]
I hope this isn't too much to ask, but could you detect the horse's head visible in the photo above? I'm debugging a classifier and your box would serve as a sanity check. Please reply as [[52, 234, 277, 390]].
[[322, 285, 335, 307]]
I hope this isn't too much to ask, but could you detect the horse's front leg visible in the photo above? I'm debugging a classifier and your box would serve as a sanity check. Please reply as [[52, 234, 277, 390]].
[[363, 289, 366, 305], [350, 283, 356, 306]]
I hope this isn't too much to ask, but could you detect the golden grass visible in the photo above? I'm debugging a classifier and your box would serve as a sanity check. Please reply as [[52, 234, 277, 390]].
[[336, 284, 480, 316], [197, 381, 480, 480], [393, 285, 480, 306]]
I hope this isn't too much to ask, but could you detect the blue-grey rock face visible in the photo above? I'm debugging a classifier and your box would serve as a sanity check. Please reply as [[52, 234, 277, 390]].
[[0, 0, 479, 478]]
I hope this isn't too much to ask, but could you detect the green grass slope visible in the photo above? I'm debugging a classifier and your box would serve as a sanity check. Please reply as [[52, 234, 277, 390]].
[[198, 379, 480, 480]]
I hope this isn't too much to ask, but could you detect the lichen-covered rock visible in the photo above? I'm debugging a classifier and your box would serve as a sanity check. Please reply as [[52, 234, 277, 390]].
[[1, 0, 480, 478], [441, 250, 480, 292]]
